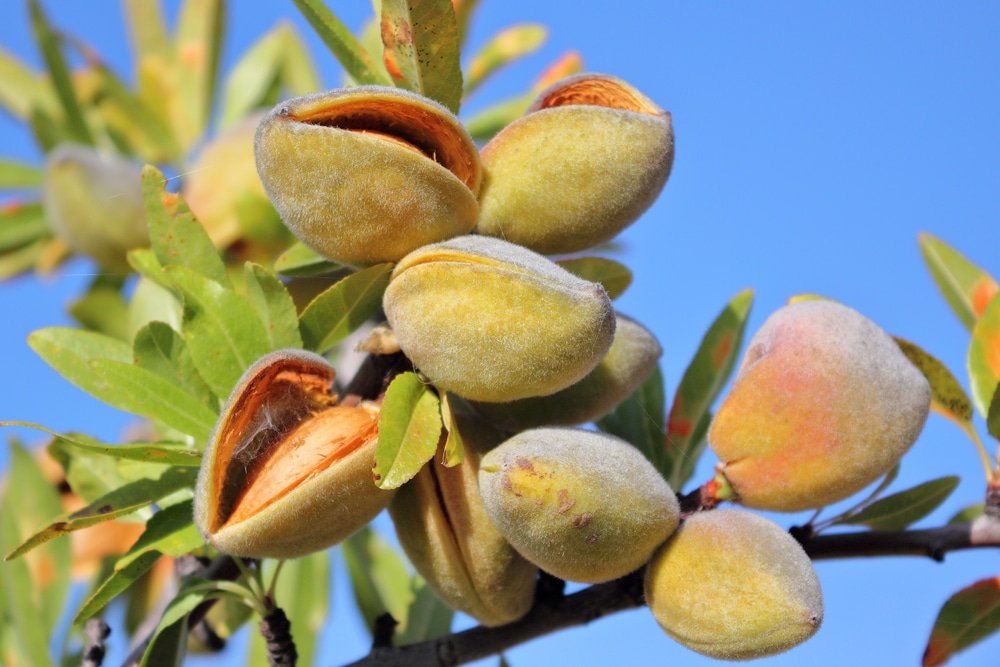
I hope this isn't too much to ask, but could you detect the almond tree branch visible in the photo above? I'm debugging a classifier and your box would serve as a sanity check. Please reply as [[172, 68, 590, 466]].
[[340, 521, 1000, 667]]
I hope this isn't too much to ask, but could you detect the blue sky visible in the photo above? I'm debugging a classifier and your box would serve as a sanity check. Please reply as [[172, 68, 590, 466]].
[[1, 1, 999, 666]]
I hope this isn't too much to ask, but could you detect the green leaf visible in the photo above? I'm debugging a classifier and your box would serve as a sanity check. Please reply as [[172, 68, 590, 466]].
[[0, 236, 48, 279], [5, 466, 197, 560], [142, 165, 230, 287], [922, 577, 1000, 666], [968, 293, 1000, 417], [27, 106, 70, 152], [274, 241, 347, 277], [123, 0, 169, 60], [47, 431, 131, 503], [343, 526, 415, 634], [3, 421, 200, 468], [464, 24, 546, 96], [90, 63, 182, 162], [140, 584, 219, 667], [173, 0, 225, 148], [299, 263, 392, 353], [28, 325, 133, 399], [597, 364, 667, 474], [381, 0, 464, 112], [69, 277, 130, 340], [395, 577, 453, 645], [134, 321, 218, 411], [895, 337, 974, 426], [0, 201, 48, 252], [665, 288, 754, 490], [839, 476, 960, 531], [220, 23, 292, 128], [988, 385, 1000, 443], [88, 359, 218, 441], [0, 440, 70, 656], [76, 501, 202, 623], [919, 232, 999, 331], [948, 503, 984, 525], [248, 552, 330, 666], [452, 0, 479, 48], [29, 0, 92, 145], [74, 551, 162, 624], [291, 0, 392, 85], [0, 159, 42, 188], [557, 257, 632, 300], [281, 24, 322, 95], [244, 263, 303, 350], [374, 373, 442, 489], [168, 265, 272, 399], [0, 46, 44, 120]]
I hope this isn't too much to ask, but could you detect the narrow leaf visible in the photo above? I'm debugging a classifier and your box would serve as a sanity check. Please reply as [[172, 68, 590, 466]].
[[665, 289, 754, 489], [91, 63, 181, 161], [274, 241, 347, 277], [5, 466, 197, 560], [74, 551, 162, 624], [381, 0, 463, 112], [168, 265, 272, 399], [395, 578, 453, 645], [343, 527, 415, 634], [28, 326, 133, 400], [123, 0, 169, 60], [173, 0, 225, 148], [219, 23, 291, 128], [281, 24, 322, 94], [968, 293, 1000, 417], [291, 0, 391, 85], [597, 365, 667, 474], [29, 0, 93, 144], [299, 263, 392, 353], [374, 372, 442, 489], [142, 165, 230, 287], [88, 359, 218, 441], [452, 0, 479, 48], [134, 321, 218, 410], [840, 476, 960, 531], [988, 384, 1000, 442], [464, 24, 546, 96], [117, 501, 202, 567], [0, 201, 48, 252], [923, 577, 1000, 666], [140, 585, 218, 667], [895, 337, 974, 426], [0, 46, 44, 120], [244, 262, 303, 350], [0, 159, 43, 188], [919, 232, 999, 331], [1, 440, 70, 645], [0, 237, 48, 280], [1, 421, 200, 468], [69, 278, 130, 340], [557, 257, 632, 300]]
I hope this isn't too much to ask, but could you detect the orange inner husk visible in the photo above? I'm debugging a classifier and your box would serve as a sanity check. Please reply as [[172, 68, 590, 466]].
[[536, 77, 660, 115], [224, 405, 378, 527]]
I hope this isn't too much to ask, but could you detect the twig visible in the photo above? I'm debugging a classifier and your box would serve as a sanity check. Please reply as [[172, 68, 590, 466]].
[[339, 522, 1000, 667]]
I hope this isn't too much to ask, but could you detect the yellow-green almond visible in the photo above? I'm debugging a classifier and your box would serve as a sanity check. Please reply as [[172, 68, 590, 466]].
[[383, 236, 616, 402], [645, 509, 823, 660], [194, 349, 394, 558], [183, 113, 290, 253], [472, 314, 661, 430], [42, 144, 147, 271], [389, 413, 537, 626], [478, 428, 679, 583], [254, 86, 481, 266], [477, 73, 674, 255], [709, 300, 932, 511]]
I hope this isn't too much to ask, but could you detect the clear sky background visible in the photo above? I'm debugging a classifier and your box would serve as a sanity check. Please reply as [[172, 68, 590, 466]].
[[1, 1, 999, 666]]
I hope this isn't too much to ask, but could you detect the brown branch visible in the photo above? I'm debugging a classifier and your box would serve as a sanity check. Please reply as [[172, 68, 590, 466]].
[[340, 521, 1000, 667]]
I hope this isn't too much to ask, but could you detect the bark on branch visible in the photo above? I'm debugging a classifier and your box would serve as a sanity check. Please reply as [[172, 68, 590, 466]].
[[341, 521, 1000, 667]]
